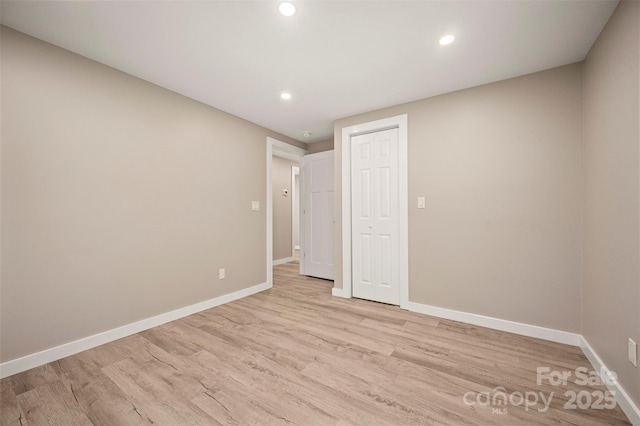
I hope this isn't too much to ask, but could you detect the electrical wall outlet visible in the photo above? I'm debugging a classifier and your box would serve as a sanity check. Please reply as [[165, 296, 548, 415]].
[[629, 338, 637, 367], [219, 268, 225, 280]]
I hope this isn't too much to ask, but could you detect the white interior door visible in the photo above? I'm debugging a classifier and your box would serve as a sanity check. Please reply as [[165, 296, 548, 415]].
[[303, 150, 334, 280], [351, 129, 400, 305]]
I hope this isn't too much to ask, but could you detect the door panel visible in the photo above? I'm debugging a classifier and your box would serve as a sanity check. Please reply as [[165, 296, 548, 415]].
[[379, 234, 391, 286], [303, 150, 334, 280], [359, 234, 372, 284], [351, 129, 399, 305], [359, 170, 371, 218]]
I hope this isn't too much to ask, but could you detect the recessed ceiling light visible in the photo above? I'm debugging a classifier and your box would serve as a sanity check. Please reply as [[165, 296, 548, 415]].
[[278, 2, 296, 17], [302, 131, 311, 138], [280, 92, 292, 100], [439, 34, 455, 46]]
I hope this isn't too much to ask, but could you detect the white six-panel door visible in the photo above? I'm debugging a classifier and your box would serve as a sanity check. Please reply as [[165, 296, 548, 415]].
[[351, 129, 400, 305], [303, 150, 334, 280]]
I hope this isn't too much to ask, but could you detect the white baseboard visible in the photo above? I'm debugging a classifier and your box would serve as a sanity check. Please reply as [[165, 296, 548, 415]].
[[406, 301, 582, 346], [273, 256, 295, 266], [580, 336, 640, 425], [331, 287, 350, 298], [406, 300, 639, 424], [0, 281, 270, 379]]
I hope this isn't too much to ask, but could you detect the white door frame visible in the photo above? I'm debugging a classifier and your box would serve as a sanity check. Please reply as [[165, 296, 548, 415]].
[[337, 115, 409, 309], [266, 137, 307, 288], [291, 165, 300, 254]]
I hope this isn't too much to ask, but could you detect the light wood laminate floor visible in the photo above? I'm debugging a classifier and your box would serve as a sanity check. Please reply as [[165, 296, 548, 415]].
[[1, 260, 632, 425]]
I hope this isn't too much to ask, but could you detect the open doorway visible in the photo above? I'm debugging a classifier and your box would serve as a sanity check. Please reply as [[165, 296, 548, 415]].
[[266, 137, 335, 288], [272, 155, 300, 266], [266, 137, 306, 288]]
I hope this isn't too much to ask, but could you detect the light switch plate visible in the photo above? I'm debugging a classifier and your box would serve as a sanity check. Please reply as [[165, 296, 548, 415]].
[[252, 201, 260, 211], [417, 197, 426, 209]]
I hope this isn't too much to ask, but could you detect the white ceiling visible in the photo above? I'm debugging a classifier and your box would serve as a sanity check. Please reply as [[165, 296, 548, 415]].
[[0, 0, 618, 144]]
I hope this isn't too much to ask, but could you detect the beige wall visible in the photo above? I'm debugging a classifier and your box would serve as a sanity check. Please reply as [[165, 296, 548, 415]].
[[272, 156, 298, 261], [582, 0, 640, 406], [307, 139, 334, 154], [0, 27, 302, 362], [334, 63, 584, 333]]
